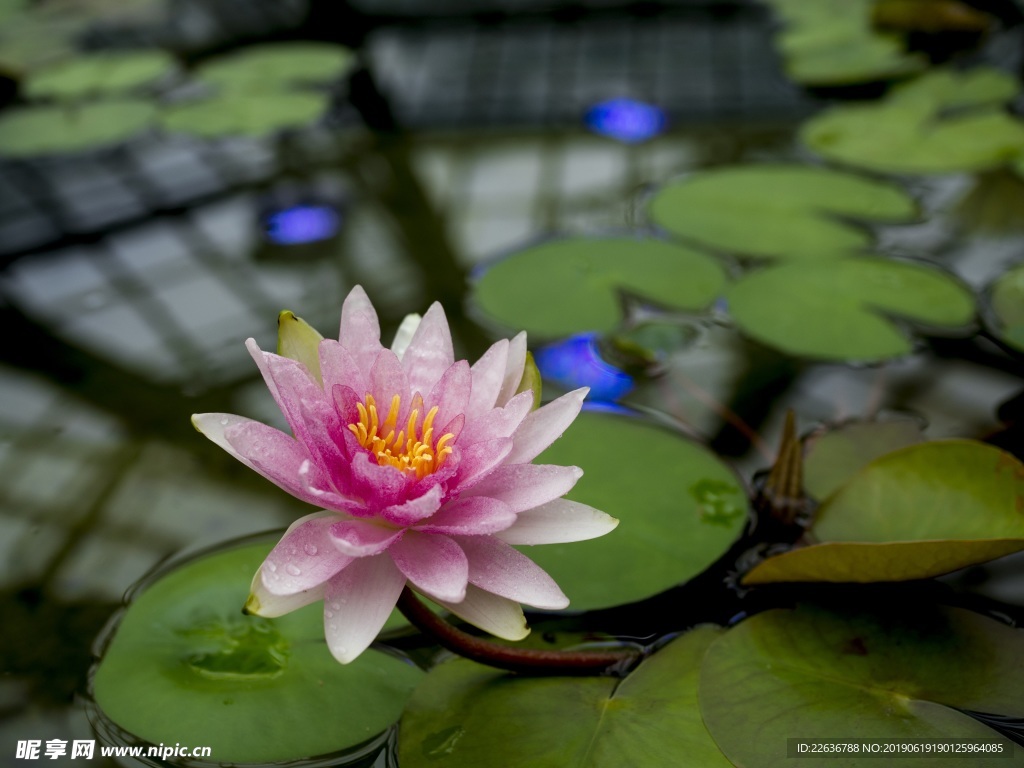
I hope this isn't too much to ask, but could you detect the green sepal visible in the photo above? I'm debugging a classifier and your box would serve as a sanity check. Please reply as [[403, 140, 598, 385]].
[[277, 310, 324, 385]]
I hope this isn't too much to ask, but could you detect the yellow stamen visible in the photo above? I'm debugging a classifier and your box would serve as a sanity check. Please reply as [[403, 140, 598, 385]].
[[348, 394, 455, 480]]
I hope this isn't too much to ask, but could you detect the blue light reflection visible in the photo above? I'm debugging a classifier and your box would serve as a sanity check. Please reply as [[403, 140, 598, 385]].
[[584, 98, 667, 143], [263, 204, 341, 245], [534, 333, 634, 403]]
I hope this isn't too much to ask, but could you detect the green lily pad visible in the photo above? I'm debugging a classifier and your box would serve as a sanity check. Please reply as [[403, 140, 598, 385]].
[[25, 50, 176, 100], [763, 0, 927, 86], [399, 626, 731, 768], [725, 256, 974, 361], [804, 418, 925, 500], [648, 165, 917, 261], [530, 410, 747, 610], [0, 100, 155, 156], [700, 604, 1024, 768], [744, 440, 1024, 584], [160, 91, 328, 137], [471, 238, 727, 339], [92, 537, 423, 764], [889, 66, 1019, 110], [196, 42, 354, 93], [802, 68, 1024, 174], [988, 262, 1024, 352]]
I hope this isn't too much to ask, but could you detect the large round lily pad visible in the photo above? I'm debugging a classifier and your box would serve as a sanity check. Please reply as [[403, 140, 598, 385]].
[[196, 42, 354, 92], [160, 91, 327, 137], [743, 440, 1024, 584], [530, 410, 747, 610], [0, 100, 155, 156], [725, 257, 974, 361], [700, 604, 1024, 768], [648, 165, 917, 261], [399, 626, 731, 768], [92, 537, 423, 764], [25, 50, 176, 100], [472, 238, 727, 338], [988, 262, 1024, 352]]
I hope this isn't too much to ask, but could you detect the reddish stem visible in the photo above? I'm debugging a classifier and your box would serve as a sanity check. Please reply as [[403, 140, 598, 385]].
[[395, 588, 639, 676]]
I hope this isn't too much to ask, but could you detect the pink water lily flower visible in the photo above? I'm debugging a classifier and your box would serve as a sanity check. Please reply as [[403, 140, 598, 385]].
[[193, 286, 617, 663]]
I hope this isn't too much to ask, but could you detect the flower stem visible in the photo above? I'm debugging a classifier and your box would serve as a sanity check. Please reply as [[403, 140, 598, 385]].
[[395, 588, 640, 676]]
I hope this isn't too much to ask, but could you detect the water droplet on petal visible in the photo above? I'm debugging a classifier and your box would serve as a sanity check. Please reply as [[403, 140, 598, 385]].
[[324, 610, 334, 619], [219, 417, 229, 426], [329, 623, 339, 632], [286, 564, 301, 576], [265, 561, 278, 572], [329, 602, 341, 612], [304, 544, 318, 556]]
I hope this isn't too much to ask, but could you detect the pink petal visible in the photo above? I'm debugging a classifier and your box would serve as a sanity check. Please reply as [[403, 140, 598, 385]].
[[319, 339, 368, 400], [260, 513, 355, 596], [251, 345, 347, 474], [368, 349, 410, 417], [432, 584, 529, 641], [460, 390, 533, 446], [461, 464, 583, 513], [338, 285, 385, 372], [495, 498, 619, 545], [380, 483, 443, 525], [455, 535, 568, 610], [323, 554, 407, 664], [401, 302, 454, 398], [427, 361, 471, 435], [247, 576, 325, 618], [504, 387, 588, 465], [329, 519, 404, 556], [193, 413, 337, 510], [466, 339, 509, 421], [347, 451, 409, 510], [388, 531, 468, 603], [495, 331, 527, 407], [452, 437, 513, 490], [414, 496, 516, 535]]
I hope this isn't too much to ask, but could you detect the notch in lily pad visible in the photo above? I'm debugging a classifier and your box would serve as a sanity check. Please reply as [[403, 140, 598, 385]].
[[91, 535, 423, 765], [471, 237, 726, 339], [648, 164, 917, 261], [725, 256, 975, 361]]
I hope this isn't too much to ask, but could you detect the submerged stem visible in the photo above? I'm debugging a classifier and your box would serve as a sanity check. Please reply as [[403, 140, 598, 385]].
[[395, 588, 640, 676]]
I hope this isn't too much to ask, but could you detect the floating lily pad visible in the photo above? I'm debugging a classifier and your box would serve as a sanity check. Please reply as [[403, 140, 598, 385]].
[[648, 165, 917, 261], [160, 91, 327, 137], [399, 626, 731, 768], [530, 410, 747, 610], [744, 440, 1024, 584], [765, 0, 926, 86], [890, 66, 1018, 110], [92, 537, 423, 764], [25, 50, 176, 100], [196, 43, 354, 92], [700, 604, 1023, 768], [804, 418, 925, 500], [725, 256, 974, 361], [472, 238, 727, 339], [988, 262, 1024, 352], [802, 68, 1024, 174], [0, 100, 155, 156]]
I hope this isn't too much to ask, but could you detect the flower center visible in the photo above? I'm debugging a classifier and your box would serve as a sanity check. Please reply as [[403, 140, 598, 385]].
[[348, 394, 455, 480]]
